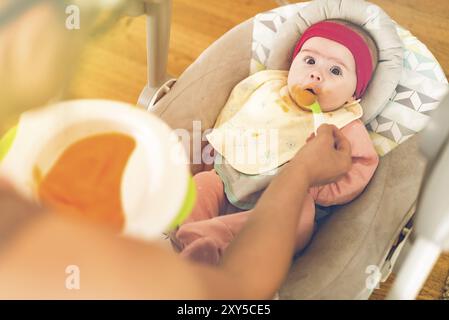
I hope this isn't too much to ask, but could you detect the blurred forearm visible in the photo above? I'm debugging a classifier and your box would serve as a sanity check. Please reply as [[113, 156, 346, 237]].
[[215, 162, 310, 299]]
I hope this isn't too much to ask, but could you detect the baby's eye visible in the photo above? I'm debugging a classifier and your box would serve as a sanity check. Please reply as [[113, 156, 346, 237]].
[[330, 66, 343, 76], [304, 57, 315, 65]]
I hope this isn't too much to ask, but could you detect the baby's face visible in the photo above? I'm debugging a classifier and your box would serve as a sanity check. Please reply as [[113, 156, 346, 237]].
[[288, 37, 357, 112]]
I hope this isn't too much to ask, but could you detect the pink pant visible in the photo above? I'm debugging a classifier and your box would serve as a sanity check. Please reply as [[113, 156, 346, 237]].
[[173, 170, 316, 265]]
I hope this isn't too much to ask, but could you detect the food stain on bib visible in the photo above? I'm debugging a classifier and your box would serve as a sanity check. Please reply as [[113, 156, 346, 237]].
[[275, 99, 290, 113], [38, 133, 136, 232]]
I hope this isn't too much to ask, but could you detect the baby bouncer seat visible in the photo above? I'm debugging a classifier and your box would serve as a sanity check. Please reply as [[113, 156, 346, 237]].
[[147, 0, 449, 299]]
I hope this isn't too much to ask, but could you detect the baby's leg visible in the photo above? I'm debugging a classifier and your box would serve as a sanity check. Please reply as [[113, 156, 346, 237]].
[[184, 170, 225, 224], [169, 170, 225, 252], [176, 211, 250, 265], [177, 192, 316, 264]]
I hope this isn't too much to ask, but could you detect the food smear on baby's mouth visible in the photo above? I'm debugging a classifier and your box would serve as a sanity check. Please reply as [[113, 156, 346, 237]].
[[290, 85, 317, 110], [38, 133, 136, 232]]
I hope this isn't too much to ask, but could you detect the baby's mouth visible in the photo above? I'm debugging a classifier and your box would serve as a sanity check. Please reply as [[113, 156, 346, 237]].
[[305, 88, 316, 95], [289, 85, 319, 110]]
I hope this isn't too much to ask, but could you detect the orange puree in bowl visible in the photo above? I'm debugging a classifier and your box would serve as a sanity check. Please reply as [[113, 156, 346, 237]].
[[38, 133, 136, 232]]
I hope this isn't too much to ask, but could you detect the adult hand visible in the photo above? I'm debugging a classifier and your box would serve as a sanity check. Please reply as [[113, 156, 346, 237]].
[[0, 177, 13, 190], [290, 124, 352, 187]]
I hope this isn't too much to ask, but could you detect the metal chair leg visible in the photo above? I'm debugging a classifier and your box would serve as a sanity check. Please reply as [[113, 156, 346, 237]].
[[137, 0, 174, 109]]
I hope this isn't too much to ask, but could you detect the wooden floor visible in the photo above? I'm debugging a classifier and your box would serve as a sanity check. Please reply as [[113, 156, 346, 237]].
[[66, 0, 449, 300]]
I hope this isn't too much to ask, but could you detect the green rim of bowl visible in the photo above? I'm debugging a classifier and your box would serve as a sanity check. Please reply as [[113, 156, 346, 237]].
[[168, 174, 196, 230], [0, 125, 18, 162]]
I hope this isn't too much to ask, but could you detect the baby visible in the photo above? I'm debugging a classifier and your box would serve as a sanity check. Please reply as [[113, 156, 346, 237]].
[[171, 20, 380, 264]]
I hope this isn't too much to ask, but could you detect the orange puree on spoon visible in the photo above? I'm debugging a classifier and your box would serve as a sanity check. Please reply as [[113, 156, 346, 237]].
[[290, 85, 317, 109], [38, 133, 136, 232]]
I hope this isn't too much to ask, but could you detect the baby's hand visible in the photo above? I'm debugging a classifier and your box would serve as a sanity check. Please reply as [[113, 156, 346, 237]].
[[291, 124, 352, 187]]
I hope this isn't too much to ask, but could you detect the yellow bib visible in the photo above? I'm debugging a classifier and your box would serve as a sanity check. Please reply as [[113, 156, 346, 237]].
[[206, 70, 363, 175]]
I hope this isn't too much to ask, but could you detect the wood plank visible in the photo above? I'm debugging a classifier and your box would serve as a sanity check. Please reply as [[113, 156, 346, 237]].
[[371, 253, 449, 300]]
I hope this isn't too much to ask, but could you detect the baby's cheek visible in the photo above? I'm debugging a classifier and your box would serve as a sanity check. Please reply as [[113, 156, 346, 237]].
[[332, 77, 356, 100], [320, 84, 352, 111], [287, 66, 303, 87], [333, 86, 352, 102]]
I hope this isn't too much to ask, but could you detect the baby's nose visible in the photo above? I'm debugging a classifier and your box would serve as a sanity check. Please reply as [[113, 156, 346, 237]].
[[309, 71, 322, 82]]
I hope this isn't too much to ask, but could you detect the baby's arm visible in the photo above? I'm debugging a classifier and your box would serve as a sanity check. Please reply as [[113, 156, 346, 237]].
[[309, 120, 379, 206]]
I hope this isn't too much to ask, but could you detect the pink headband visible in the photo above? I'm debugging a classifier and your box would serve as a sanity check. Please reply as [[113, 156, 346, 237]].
[[292, 21, 374, 99]]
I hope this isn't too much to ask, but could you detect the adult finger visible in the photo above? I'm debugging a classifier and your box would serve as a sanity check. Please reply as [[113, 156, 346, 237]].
[[306, 132, 315, 143], [316, 124, 336, 137], [333, 127, 351, 156], [316, 124, 337, 146]]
